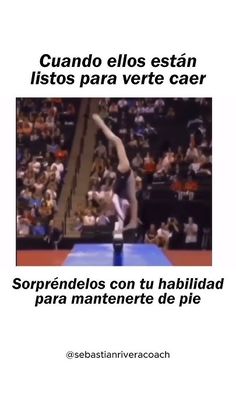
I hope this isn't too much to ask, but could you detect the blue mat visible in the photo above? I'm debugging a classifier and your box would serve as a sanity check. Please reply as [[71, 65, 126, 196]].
[[64, 244, 172, 266]]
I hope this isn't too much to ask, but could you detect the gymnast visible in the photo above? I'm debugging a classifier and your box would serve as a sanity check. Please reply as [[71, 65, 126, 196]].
[[92, 113, 138, 231]]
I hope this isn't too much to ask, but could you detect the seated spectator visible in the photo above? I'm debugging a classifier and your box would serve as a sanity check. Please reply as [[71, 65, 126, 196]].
[[102, 164, 116, 182], [29, 157, 41, 174], [17, 216, 31, 236], [144, 152, 156, 184], [140, 137, 150, 150], [38, 200, 52, 222], [132, 152, 143, 170], [83, 209, 96, 226], [157, 222, 170, 248], [166, 106, 176, 119], [34, 175, 46, 198], [44, 191, 56, 211], [28, 192, 42, 209], [117, 98, 128, 110], [34, 116, 45, 131], [144, 102, 155, 114], [50, 165, 60, 182], [127, 129, 139, 148], [32, 221, 46, 237], [91, 157, 105, 176], [20, 187, 32, 202], [47, 139, 60, 155], [30, 128, 40, 143], [22, 208, 36, 226], [189, 156, 201, 174], [21, 149, 32, 166], [47, 171, 58, 191], [134, 111, 145, 126], [184, 217, 198, 248], [42, 152, 54, 170], [144, 224, 157, 244], [198, 149, 207, 164], [144, 123, 157, 137], [55, 146, 68, 162], [162, 150, 175, 172], [185, 143, 199, 162], [109, 102, 118, 117], [154, 98, 165, 114], [22, 120, 33, 137], [95, 140, 107, 158], [51, 158, 64, 181], [45, 114, 55, 131]]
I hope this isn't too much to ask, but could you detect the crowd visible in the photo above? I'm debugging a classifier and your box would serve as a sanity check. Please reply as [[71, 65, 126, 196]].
[[17, 98, 78, 237], [74, 98, 212, 249], [144, 217, 200, 250]]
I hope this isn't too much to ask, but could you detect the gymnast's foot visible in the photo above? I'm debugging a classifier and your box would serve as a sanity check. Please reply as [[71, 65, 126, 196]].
[[123, 221, 138, 231]]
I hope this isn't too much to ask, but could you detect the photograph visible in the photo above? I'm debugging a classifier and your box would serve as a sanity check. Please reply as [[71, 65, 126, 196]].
[[16, 97, 212, 266]]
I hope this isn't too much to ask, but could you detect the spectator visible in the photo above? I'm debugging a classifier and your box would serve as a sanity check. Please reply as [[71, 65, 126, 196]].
[[185, 144, 199, 162], [102, 164, 116, 182], [144, 224, 157, 244], [34, 175, 45, 198], [117, 99, 128, 110], [132, 152, 143, 170], [184, 217, 198, 248], [32, 221, 46, 237], [189, 156, 201, 174], [83, 209, 96, 226], [17, 217, 31, 236], [144, 152, 156, 184], [127, 129, 138, 148], [134, 111, 145, 126], [51, 158, 64, 179], [95, 140, 107, 158], [162, 150, 175, 172], [154, 98, 165, 114], [157, 222, 170, 248], [29, 156, 41, 174]]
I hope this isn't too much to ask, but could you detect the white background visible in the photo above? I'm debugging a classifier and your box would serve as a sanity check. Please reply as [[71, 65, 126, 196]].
[[0, 1, 236, 418]]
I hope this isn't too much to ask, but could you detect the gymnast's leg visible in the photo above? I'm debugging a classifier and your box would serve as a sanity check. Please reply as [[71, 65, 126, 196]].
[[123, 171, 138, 230], [92, 114, 129, 172], [92, 113, 138, 229]]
